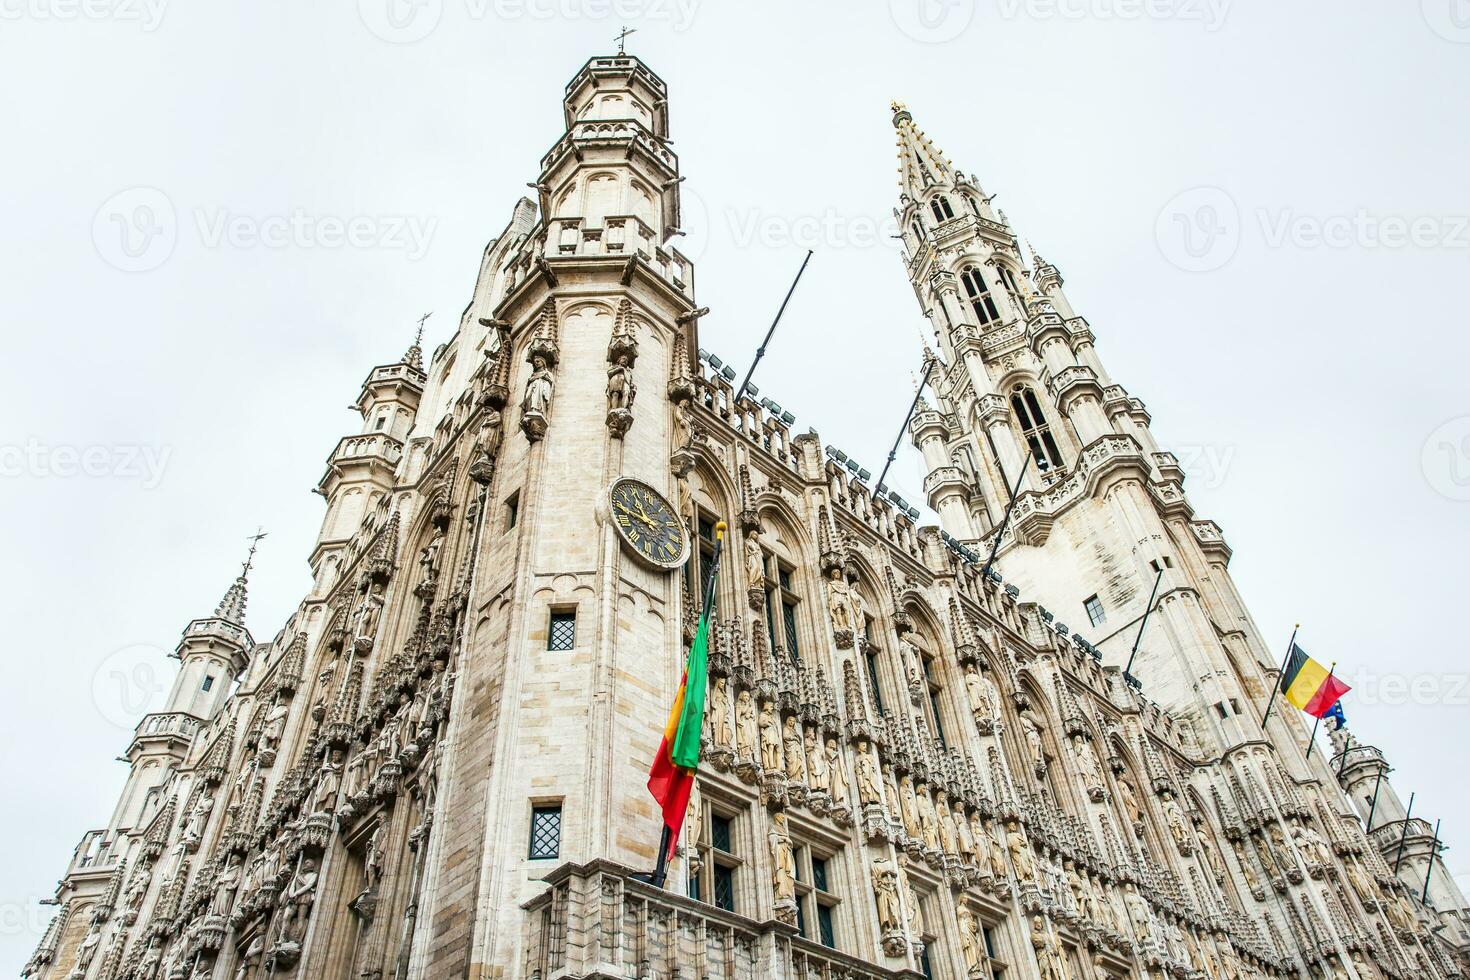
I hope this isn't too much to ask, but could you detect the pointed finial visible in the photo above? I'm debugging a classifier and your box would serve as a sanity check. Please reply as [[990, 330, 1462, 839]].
[[891, 101, 912, 127], [404, 313, 429, 372], [615, 25, 636, 55]]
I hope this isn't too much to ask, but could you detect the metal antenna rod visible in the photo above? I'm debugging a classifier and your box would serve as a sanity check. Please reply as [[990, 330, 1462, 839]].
[[735, 250, 813, 405], [1124, 565, 1166, 684], [875, 354, 937, 495]]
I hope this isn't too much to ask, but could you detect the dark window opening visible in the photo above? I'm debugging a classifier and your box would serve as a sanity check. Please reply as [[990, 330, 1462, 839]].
[[1084, 594, 1106, 627], [529, 805, 561, 859], [961, 266, 1000, 326], [548, 610, 576, 651]]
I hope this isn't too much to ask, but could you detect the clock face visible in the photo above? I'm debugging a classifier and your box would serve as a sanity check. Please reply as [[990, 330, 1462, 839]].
[[609, 478, 688, 570]]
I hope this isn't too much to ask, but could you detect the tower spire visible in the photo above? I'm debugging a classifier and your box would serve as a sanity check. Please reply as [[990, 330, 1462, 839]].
[[214, 529, 264, 625], [404, 312, 430, 372], [891, 101, 955, 198]]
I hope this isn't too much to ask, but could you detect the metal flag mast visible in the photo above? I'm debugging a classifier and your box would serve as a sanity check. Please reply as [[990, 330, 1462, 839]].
[[734, 250, 813, 405], [874, 353, 937, 496], [640, 521, 727, 890], [1303, 661, 1336, 759], [1123, 565, 1166, 689], [979, 453, 1033, 584], [1259, 624, 1300, 728]]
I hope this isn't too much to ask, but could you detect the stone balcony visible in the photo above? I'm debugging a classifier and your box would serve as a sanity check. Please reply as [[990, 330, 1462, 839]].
[[522, 859, 921, 980], [128, 710, 202, 759], [979, 434, 1148, 551], [66, 828, 124, 877]]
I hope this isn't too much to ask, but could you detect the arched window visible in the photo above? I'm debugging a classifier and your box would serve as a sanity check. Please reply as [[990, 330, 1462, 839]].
[[763, 553, 803, 664], [1010, 385, 1063, 472], [996, 264, 1022, 298], [911, 218, 925, 244], [929, 196, 954, 223], [961, 266, 999, 326]]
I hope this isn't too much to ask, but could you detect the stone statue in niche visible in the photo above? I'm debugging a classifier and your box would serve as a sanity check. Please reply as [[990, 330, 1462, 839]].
[[520, 355, 556, 441], [855, 739, 883, 806], [804, 729, 828, 793], [744, 531, 765, 588], [899, 857, 924, 936], [354, 586, 385, 654], [258, 700, 289, 764], [781, 716, 805, 782], [1019, 711, 1046, 775], [964, 665, 999, 732], [734, 689, 758, 764], [825, 568, 854, 647], [872, 855, 902, 935], [184, 791, 214, 847], [468, 408, 503, 484], [769, 812, 796, 910], [211, 856, 240, 917], [848, 583, 868, 641], [957, 904, 986, 977], [1073, 736, 1104, 800], [417, 528, 444, 595], [825, 739, 850, 808], [707, 676, 731, 749], [280, 858, 319, 944], [1006, 819, 1036, 881], [758, 701, 782, 773], [605, 355, 636, 438]]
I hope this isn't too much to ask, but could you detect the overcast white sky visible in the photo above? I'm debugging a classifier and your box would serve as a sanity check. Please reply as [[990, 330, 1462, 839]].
[[3, 1, 1469, 968]]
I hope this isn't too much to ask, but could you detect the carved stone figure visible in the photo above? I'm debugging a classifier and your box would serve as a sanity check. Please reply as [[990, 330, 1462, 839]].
[[1117, 776, 1143, 827], [735, 689, 758, 762], [522, 354, 555, 419], [872, 855, 902, 934], [672, 397, 695, 450], [855, 739, 882, 806], [848, 584, 868, 638], [1293, 823, 1332, 867], [418, 528, 444, 591], [1031, 916, 1067, 980], [965, 665, 996, 722], [1073, 736, 1102, 789], [773, 716, 801, 783], [804, 729, 827, 792], [825, 568, 853, 636], [211, 857, 240, 916], [234, 935, 263, 980], [957, 903, 986, 977], [899, 776, 923, 839], [899, 858, 924, 936], [185, 792, 214, 844], [1346, 859, 1376, 904], [356, 587, 385, 650], [468, 408, 503, 482], [825, 739, 849, 807], [1163, 794, 1190, 849], [917, 784, 940, 851], [769, 813, 796, 905], [758, 701, 782, 773], [605, 355, 636, 411], [1124, 883, 1152, 941], [938, 794, 961, 855], [1198, 828, 1226, 883], [1006, 820, 1036, 881], [123, 871, 148, 915], [708, 676, 731, 749], [74, 927, 102, 972], [744, 531, 764, 586], [1019, 711, 1046, 772], [282, 858, 319, 942], [259, 701, 289, 758]]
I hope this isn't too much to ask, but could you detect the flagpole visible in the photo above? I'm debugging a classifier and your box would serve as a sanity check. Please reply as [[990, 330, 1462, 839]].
[[1260, 624, 1299, 728], [875, 354, 937, 496], [1303, 661, 1335, 759], [1394, 792, 1416, 875], [650, 521, 727, 889], [1366, 767, 1385, 831], [1421, 819, 1442, 904], [979, 454, 1032, 584], [734, 251, 813, 405], [1123, 565, 1165, 687]]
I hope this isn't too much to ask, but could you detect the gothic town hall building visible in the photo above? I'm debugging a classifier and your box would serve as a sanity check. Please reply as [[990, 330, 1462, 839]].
[[25, 53, 1470, 980]]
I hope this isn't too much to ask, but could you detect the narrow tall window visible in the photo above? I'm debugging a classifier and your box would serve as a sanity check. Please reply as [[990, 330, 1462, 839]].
[[911, 218, 925, 243], [529, 804, 561, 859], [505, 490, 520, 530], [929, 196, 954, 223], [921, 656, 947, 748], [548, 610, 576, 651], [689, 511, 726, 616], [1084, 594, 1106, 627], [793, 844, 841, 949], [764, 557, 802, 663], [1010, 385, 1063, 471], [961, 266, 1000, 326], [201, 675, 215, 693]]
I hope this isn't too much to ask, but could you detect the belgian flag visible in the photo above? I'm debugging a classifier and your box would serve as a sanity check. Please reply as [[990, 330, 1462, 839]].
[[1279, 643, 1350, 719]]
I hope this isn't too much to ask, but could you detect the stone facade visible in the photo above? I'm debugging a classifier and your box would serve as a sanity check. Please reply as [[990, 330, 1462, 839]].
[[25, 53, 1470, 980]]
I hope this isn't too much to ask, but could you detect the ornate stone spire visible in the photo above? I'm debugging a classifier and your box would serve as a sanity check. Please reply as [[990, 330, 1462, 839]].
[[404, 312, 430, 373], [891, 101, 954, 196]]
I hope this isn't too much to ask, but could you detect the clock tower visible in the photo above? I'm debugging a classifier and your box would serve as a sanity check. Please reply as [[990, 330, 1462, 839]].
[[413, 53, 707, 980]]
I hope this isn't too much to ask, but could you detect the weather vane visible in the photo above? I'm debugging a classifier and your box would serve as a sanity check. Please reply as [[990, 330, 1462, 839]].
[[615, 26, 636, 55], [415, 311, 432, 348], [242, 527, 268, 578]]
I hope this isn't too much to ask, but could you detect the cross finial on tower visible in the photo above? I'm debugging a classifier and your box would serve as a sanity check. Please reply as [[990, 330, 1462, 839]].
[[615, 25, 636, 55], [415, 312, 431, 348], [242, 527, 268, 579]]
